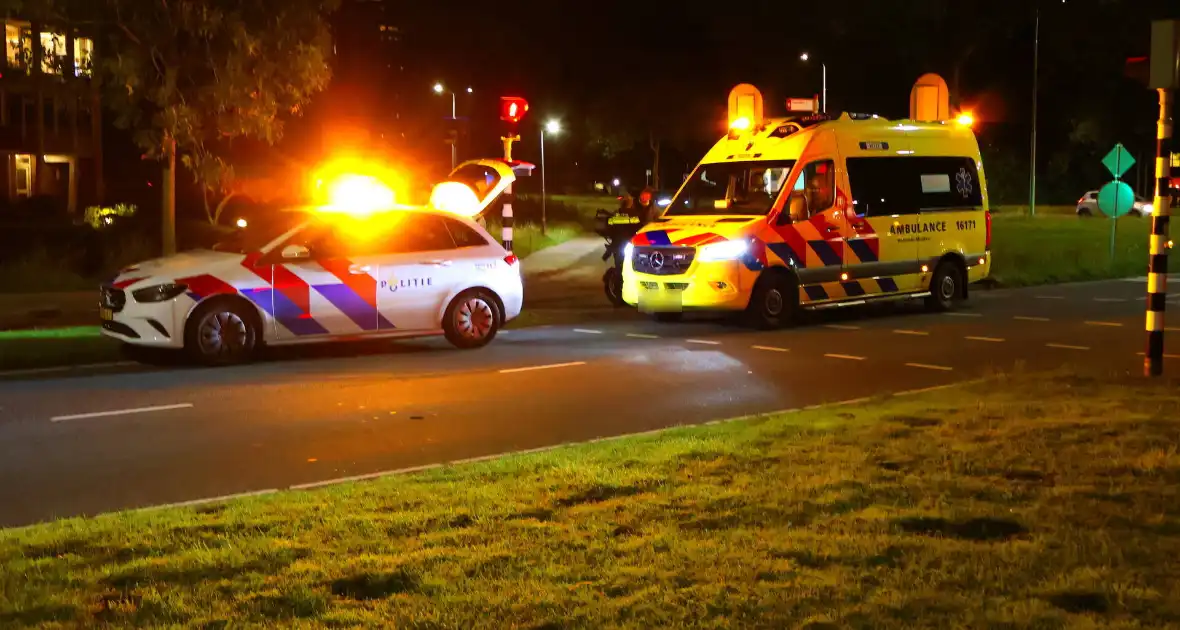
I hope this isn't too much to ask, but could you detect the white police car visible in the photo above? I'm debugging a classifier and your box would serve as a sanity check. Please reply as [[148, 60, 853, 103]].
[[101, 161, 524, 365]]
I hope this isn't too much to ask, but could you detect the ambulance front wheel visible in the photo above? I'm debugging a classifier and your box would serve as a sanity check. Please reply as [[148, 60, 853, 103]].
[[603, 268, 625, 307], [926, 261, 966, 312], [745, 272, 797, 329]]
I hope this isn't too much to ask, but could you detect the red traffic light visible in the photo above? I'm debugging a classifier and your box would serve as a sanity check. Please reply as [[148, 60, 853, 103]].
[[500, 96, 529, 123]]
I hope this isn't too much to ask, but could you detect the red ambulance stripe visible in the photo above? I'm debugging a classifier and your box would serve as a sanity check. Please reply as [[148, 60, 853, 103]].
[[175, 274, 237, 299], [673, 232, 722, 247], [272, 265, 311, 316], [631, 232, 652, 246], [317, 258, 379, 309]]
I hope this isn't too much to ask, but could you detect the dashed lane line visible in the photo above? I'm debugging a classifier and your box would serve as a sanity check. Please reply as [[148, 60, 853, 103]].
[[50, 403, 194, 423], [824, 324, 861, 330], [498, 361, 587, 375], [573, 329, 603, 335], [893, 329, 929, 336], [1046, 343, 1090, 351], [966, 336, 1005, 342], [905, 363, 954, 372], [625, 333, 660, 339], [1085, 321, 1124, 327], [686, 339, 722, 346], [751, 345, 790, 353], [825, 353, 866, 361], [1014, 316, 1051, 322]]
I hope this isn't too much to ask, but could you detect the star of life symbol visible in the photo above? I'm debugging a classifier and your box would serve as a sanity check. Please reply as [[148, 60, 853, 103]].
[[955, 168, 974, 198]]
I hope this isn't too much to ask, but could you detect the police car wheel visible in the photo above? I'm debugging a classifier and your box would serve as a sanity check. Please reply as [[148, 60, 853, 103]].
[[746, 273, 795, 329], [185, 300, 258, 365], [925, 262, 963, 312], [444, 290, 500, 349]]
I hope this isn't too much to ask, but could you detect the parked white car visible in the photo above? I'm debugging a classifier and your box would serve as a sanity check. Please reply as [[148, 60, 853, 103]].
[[101, 161, 525, 365], [1076, 191, 1153, 217]]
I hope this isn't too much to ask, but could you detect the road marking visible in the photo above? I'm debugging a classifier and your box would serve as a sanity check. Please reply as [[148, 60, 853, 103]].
[[0, 361, 137, 379], [825, 353, 866, 361], [1014, 316, 1051, 322], [573, 328, 603, 335], [498, 361, 586, 375], [751, 345, 790, 353], [825, 324, 861, 330], [893, 329, 929, 336], [906, 362, 954, 372], [1085, 321, 1124, 327], [625, 333, 660, 339], [290, 464, 445, 490], [50, 403, 194, 423], [1035, 295, 1065, 300], [1137, 352, 1180, 359], [686, 339, 721, 345], [944, 312, 983, 317], [1046, 343, 1090, 351], [1093, 298, 1126, 303], [966, 336, 1005, 342], [892, 379, 986, 397]]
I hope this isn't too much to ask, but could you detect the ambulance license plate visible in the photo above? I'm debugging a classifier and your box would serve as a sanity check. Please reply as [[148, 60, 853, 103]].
[[99, 308, 114, 321]]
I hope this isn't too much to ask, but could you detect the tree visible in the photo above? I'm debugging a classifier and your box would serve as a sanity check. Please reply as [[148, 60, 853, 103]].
[[97, 0, 337, 252]]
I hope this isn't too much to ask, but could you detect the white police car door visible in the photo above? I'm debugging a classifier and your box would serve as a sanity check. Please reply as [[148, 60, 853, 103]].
[[269, 222, 385, 340], [377, 212, 461, 332]]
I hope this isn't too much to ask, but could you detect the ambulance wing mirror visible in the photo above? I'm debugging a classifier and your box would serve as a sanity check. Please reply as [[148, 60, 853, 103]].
[[778, 191, 809, 226]]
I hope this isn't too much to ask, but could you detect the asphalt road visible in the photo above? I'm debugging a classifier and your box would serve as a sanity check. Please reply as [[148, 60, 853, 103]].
[[0, 277, 1173, 527]]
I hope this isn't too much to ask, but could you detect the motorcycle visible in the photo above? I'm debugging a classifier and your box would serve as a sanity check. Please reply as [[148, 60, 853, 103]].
[[593, 208, 644, 307]]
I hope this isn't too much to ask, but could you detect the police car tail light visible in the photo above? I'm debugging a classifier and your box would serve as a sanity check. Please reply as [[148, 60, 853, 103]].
[[504, 254, 519, 266], [698, 239, 748, 262]]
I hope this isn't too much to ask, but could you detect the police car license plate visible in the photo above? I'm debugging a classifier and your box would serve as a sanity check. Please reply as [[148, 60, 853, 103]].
[[99, 308, 113, 321]]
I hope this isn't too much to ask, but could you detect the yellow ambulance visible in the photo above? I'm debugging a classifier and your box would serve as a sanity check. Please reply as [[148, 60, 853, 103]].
[[621, 81, 992, 327]]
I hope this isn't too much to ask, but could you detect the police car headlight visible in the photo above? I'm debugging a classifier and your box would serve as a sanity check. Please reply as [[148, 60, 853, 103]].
[[624, 243, 634, 260], [132, 283, 189, 303], [698, 239, 748, 262], [1143, 203, 1154, 214], [657, 197, 672, 207]]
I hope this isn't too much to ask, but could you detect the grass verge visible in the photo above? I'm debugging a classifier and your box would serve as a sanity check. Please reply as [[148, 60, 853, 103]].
[[0, 334, 120, 373], [4, 369, 1179, 627], [990, 214, 1180, 286]]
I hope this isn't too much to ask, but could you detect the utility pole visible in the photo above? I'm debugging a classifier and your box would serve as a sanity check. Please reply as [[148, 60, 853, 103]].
[[1029, 5, 1040, 217], [162, 134, 177, 255]]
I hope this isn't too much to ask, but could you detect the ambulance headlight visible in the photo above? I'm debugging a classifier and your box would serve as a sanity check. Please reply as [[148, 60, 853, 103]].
[[698, 239, 748, 262], [132, 283, 189, 303], [624, 243, 634, 260]]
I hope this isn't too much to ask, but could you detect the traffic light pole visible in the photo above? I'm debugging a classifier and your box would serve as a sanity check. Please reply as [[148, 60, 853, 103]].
[[1145, 87, 1173, 377], [501, 134, 519, 253]]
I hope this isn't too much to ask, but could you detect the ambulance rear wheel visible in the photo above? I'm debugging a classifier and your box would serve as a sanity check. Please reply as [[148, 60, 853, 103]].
[[746, 272, 796, 329], [925, 261, 964, 312]]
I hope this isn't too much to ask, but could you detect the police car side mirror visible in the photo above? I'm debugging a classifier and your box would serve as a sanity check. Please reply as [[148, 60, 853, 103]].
[[281, 244, 310, 260]]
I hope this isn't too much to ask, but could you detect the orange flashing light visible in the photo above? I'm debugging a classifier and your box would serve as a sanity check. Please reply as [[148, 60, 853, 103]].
[[956, 112, 975, 127], [429, 181, 482, 217]]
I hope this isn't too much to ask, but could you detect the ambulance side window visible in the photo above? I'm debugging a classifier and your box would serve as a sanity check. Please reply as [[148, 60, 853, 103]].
[[793, 160, 836, 217], [846, 158, 911, 217]]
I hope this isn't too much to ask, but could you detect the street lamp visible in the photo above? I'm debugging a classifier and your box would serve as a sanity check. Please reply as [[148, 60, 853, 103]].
[[541, 119, 562, 235], [433, 83, 473, 169], [799, 52, 827, 114]]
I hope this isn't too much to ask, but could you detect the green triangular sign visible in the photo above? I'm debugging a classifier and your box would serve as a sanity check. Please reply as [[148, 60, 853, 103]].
[[1102, 144, 1135, 179]]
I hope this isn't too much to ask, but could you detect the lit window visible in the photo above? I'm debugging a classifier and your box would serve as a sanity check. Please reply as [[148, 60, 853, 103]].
[[5, 23, 21, 68], [74, 37, 93, 76], [39, 31, 66, 74]]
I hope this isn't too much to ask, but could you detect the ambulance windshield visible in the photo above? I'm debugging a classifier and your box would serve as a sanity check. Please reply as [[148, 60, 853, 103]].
[[664, 160, 795, 216]]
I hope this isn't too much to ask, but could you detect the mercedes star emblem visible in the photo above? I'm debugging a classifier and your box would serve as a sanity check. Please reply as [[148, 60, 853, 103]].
[[649, 251, 665, 269]]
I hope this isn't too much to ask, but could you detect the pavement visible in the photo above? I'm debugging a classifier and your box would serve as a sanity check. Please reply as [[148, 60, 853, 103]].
[[0, 275, 1173, 528]]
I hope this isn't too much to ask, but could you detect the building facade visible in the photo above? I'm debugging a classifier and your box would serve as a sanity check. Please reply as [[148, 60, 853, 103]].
[[0, 17, 101, 213]]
